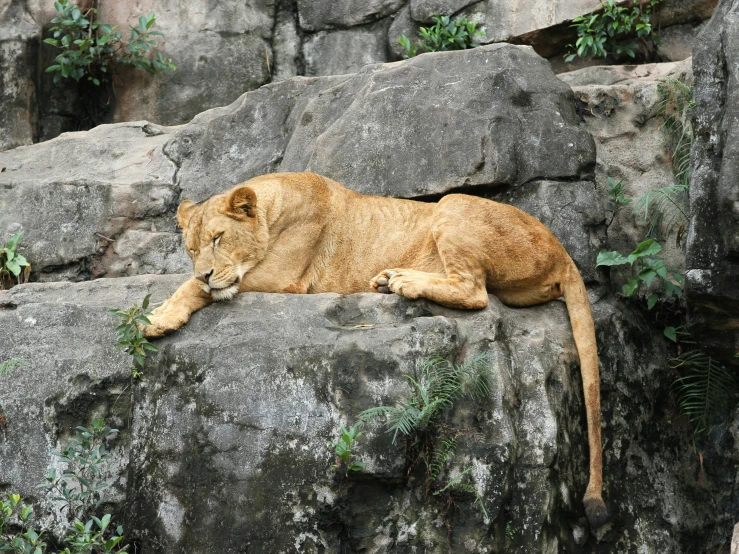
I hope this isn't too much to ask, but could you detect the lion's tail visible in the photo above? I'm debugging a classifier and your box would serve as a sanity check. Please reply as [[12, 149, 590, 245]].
[[562, 262, 608, 530]]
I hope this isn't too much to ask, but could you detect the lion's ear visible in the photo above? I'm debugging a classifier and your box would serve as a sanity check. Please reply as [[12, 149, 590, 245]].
[[227, 185, 257, 219], [177, 200, 198, 230]]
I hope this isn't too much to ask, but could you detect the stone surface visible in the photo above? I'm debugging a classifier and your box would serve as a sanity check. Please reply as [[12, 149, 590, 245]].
[[1, 275, 735, 553], [659, 21, 708, 61], [303, 22, 390, 77], [102, 0, 274, 126], [297, 0, 406, 31], [0, 0, 39, 151], [686, 0, 739, 363], [656, 0, 719, 27], [559, 60, 693, 282], [460, 0, 604, 45], [0, 122, 178, 279], [272, 0, 302, 81], [410, 0, 480, 23], [387, 5, 422, 59]]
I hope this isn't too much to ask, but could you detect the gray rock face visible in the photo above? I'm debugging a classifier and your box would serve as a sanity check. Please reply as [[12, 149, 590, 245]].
[[1, 275, 734, 553], [410, 0, 480, 23], [0, 1, 38, 151], [0, 122, 178, 279], [103, 0, 274, 126], [297, 0, 406, 31], [686, 0, 739, 363], [303, 22, 390, 77]]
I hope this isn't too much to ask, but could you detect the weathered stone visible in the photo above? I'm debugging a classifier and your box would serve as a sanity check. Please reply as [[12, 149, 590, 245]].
[[460, 0, 604, 44], [1, 274, 735, 553], [410, 0, 480, 23], [659, 21, 707, 61], [303, 21, 390, 77], [686, 0, 739, 364], [272, 1, 302, 81], [387, 5, 422, 59], [103, 0, 274, 126], [559, 60, 693, 281], [0, 122, 178, 278], [297, 0, 405, 31], [0, 0, 39, 151], [656, 0, 719, 27]]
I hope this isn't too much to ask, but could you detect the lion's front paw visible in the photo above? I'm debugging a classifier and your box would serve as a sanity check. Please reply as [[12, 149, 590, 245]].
[[140, 313, 185, 338], [370, 269, 424, 299], [370, 270, 398, 294]]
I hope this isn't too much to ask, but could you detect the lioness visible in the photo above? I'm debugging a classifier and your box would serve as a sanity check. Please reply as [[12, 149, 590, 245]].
[[143, 171, 607, 529]]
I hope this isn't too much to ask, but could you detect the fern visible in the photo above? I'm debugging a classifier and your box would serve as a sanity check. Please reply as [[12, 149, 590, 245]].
[[358, 354, 493, 442], [670, 350, 738, 436], [634, 77, 694, 244], [656, 76, 695, 188], [429, 434, 459, 481], [633, 183, 689, 240]]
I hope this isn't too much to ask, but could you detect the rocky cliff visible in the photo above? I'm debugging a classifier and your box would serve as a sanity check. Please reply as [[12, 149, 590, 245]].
[[0, 0, 718, 151], [2, 31, 738, 552]]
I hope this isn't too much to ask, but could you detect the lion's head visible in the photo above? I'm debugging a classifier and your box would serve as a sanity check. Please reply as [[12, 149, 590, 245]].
[[177, 185, 268, 301]]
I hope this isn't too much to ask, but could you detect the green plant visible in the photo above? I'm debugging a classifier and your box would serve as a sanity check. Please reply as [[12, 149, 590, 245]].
[[633, 184, 689, 242], [0, 360, 25, 378], [0, 233, 30, 290], [669, 330, 738, 438], [605, 176, 632, 226], [505, 520, 520, 539], [398, 15, 485, 58], [358, 355, 492, 519], [108, 294, 158, 378], [329, 423, 365, 475], [657, 77, 695, 187], [565, 0, 663, 62], [0, 494, 47, 554], [43, 0, 175, 86], [633, 78, 693, 244], [596, 239, 683, 309], [1, 419, 127, 554]]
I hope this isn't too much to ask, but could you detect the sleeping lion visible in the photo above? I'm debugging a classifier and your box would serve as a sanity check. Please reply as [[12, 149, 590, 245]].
[[142, 171, 607, 529]]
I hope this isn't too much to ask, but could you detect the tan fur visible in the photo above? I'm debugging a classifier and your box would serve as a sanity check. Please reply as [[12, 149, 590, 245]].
[[143, 172, 606, 527]]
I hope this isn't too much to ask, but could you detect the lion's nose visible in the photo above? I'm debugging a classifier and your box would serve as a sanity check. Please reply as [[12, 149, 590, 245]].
[[196, 270, 213, 284]]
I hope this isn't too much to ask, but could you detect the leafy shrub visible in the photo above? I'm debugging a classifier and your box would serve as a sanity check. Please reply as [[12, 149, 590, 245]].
[[596, 239, 683, 309], [108, 294, 158, 378], [329, 424, 365, 475], [0, 233, 30, 290], [1, 419, 128, 553], [605, 176, 632, 226], [43, 0, 175, 86], [398, 15, 485, 58], [357, 354, 492, 519], [565, 0, 663, 62]]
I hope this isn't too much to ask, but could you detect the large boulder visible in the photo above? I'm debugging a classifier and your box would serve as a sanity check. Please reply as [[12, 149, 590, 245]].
[[686, 0, 739, 363], [0, 45, 601, 284], [0, 275, 735, 553]]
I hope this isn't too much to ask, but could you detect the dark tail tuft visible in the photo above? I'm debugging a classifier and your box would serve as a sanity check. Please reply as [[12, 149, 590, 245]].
[[584, 497, 609, 530]]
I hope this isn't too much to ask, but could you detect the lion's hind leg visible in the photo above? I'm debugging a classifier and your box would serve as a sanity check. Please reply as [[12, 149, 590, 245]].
[[370, 268, 489, 310]]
